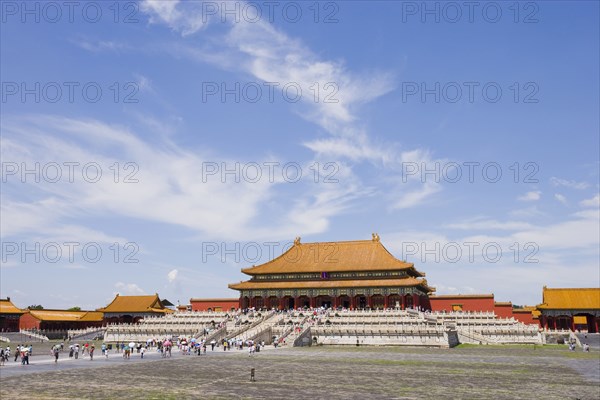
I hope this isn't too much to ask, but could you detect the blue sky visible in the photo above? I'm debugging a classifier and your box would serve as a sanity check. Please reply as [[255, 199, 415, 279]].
[[1, 1, 598, 309]]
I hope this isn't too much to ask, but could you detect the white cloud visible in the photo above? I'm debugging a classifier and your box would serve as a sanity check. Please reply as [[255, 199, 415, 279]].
[[392, 182, 441, 210], [139, 1, 444, 212], [114, 282, 146, 295], [1, 115, 356, 242], [518, 191, 541, 201], [509, 206, 545, 219], [550, 177, 589, 190], [140, 0, 209, 36], [445, 218, 533, 231], [580, 194, 600, 208], [554, 193, 568, 205], [167, 269, 178, 283]]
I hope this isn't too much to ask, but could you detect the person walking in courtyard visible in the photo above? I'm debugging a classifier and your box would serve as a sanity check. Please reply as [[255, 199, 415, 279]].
[[52, 345, 59, 363], [140, 345, 145, 359], [21, 346, 29, 365], [90, 345, 95, 360], [74, 344, 79, 359], [14, 344, 21, 362]]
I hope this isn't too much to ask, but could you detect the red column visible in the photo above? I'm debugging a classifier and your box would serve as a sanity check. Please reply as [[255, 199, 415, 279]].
[[552, 317, 556, 330], [401, 296, 405, 310], [294, 297, 299, 310], [333, 296, 338, 309], [595, 317, 599, 333], [571, 317, 575, 332], [412, 294, 418, 310], [384, 295, 388, 309]]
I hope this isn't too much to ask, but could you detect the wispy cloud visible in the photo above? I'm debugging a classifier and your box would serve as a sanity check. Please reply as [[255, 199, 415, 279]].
[[114, 282, 146, 295], [554, 193, 568, 206], [139, 0, 441, 210], [580, 194, 599, 208], [1, 115, 356, 242], [550, 177, 589, 190], [167, 269, 178, 283], [445, 218, 533, 231], [518, 191, 541, 202]]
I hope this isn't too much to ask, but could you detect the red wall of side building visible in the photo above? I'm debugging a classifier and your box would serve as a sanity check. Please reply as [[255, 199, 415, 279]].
[[19, 313, 41, 330], [494, 303, 514, 319], [190, 299, 239, 312], [512, 310, 537, 325], [429, 296, 495, 312]]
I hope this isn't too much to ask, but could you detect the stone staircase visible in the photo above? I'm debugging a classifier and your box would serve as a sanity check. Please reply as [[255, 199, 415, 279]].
[[227, 312, 281, 344]]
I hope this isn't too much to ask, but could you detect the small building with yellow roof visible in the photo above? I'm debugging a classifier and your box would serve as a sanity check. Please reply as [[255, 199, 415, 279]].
[[0, 297, 25, 332], [97, 293, 173, 324], [537, 287, 600, 332]]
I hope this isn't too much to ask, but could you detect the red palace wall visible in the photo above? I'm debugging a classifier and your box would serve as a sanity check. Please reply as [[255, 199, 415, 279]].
[[190, 299, 239, 312], [428, 295, 495, 312], [513, 310, 537, 325], [494, 303, 514, 319], [19, 313, 41, 330]]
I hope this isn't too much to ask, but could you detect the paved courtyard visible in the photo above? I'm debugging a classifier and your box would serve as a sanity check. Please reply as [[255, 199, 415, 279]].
[[1, 345, 598, 399]]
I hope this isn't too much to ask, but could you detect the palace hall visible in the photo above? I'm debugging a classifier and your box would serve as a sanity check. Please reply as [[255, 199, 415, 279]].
[[228, 234, 435, 310]]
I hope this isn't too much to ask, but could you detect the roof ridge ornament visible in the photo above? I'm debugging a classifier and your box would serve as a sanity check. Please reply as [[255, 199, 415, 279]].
[[294, 236, 301, 245], [372, 233, 380, 242]]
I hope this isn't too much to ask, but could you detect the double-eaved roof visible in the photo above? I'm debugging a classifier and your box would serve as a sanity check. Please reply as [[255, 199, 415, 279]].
[[240, 237, 425, 276], [230, 236, 433, 293], [537, 287, 600, 310]]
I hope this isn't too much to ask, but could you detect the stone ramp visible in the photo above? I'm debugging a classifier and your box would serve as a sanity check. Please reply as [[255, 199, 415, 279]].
[[576, 333, 600, 349], [0, 331, 49, 343]]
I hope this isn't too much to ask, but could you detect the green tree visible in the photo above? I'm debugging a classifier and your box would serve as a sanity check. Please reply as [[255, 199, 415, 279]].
[[67, 307, 81, 311], [28, 305, 44, 310]]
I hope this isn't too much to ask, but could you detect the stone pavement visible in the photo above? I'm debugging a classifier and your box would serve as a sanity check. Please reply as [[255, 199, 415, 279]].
[[1, 345, 598, 399]]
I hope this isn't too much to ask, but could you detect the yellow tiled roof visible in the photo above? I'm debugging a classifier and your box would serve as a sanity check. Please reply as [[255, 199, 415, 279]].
[[241, 237, 424, 276], [0, 298, 24, 314], [78, 311, 104, 322], [513, 306, 537, 313], [97, 294, 165, 313], [537, 287, 600, 310], [229, 277, 432, 291], [27, 310, 88, 321]]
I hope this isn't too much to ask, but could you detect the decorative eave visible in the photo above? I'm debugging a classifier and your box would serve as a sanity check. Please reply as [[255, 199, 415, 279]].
[[239, 235, 425, 276], [228, 277, 434, 293]]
